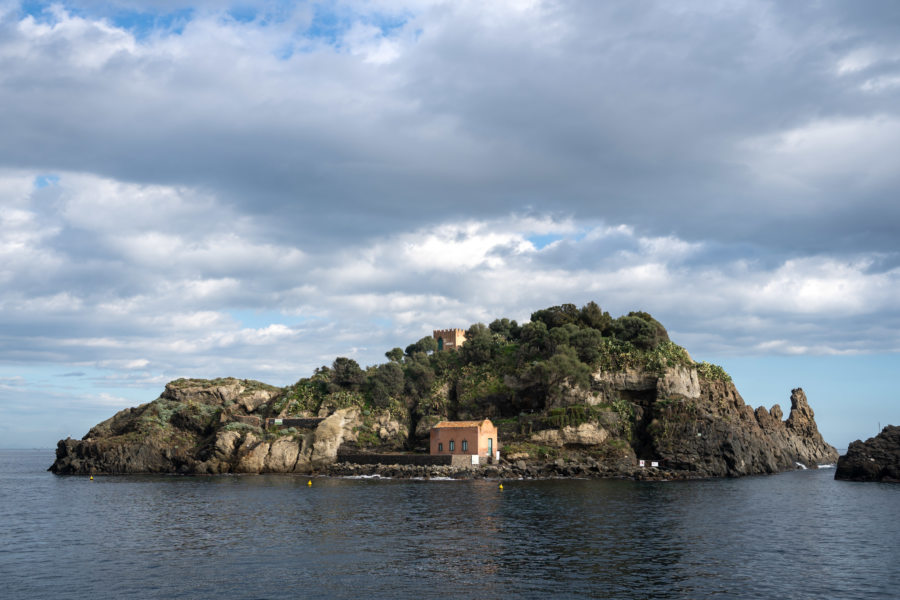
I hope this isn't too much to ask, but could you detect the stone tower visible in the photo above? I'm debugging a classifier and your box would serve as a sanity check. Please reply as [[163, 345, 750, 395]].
[[433, 328, 466, 351]]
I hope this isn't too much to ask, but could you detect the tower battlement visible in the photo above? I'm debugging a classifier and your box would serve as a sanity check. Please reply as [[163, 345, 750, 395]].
[[433, 328, 466, 351]]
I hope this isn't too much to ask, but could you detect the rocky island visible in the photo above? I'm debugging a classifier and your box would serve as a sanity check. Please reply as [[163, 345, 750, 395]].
[[835, 425, 900, 483], [50, 302, 838, 479]]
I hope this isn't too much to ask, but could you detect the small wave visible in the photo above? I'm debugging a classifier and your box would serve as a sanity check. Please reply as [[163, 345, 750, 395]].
[[817, 463, 836, 469], [341, 474, 388, 479], [795, 462, 808, 470]]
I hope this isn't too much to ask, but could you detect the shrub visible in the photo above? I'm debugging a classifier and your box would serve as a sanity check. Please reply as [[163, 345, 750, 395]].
[[695, 361, 732, 382]]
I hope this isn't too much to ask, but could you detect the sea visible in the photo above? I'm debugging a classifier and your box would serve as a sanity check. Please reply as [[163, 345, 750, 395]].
[[0, 450, 897, 600]]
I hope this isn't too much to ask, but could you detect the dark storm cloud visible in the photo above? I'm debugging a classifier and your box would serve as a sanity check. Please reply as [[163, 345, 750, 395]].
[[1, 1, 899, 254]]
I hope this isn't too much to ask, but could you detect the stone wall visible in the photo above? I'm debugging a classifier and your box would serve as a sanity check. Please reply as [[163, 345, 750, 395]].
[[336, 452, 477, 468]]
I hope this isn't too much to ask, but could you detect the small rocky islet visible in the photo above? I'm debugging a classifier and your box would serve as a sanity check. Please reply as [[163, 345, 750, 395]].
[[50, 302, 840, 479], [835, 426, 900, 483]]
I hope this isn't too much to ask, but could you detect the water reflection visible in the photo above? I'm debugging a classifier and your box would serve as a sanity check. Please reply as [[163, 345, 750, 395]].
[[2, 452, 900, 599]]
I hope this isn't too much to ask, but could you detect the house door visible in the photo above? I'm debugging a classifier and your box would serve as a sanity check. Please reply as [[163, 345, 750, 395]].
[[437, 337, 444, 351], [488, 437, 493, 457]]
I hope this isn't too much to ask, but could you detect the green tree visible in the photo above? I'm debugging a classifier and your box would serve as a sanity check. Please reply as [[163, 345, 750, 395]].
[[385, 347, 404, 362], [570, 326, 604, 364], [331, 357, 366, 391], [404, 360, 435, 399], [579, 301, 613, 333], [406, 336, 438, 357], [522, 346, 591, 406], [368, 361, 405, 407], [460, 323, 496, 365], [531, 303, 580, 329], [611, 316, 661, 350], [489, 318, 520, 340], [518, 320, 552, 361]]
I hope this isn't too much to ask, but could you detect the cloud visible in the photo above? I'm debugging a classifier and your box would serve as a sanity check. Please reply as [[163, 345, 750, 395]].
[[0, 1, 897, 253], [3, 163, 897, 393], [1, 2, 899, 448]]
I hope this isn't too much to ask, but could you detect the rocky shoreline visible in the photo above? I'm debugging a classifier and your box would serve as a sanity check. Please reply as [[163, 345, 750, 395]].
[[325, 460, 715, 481]]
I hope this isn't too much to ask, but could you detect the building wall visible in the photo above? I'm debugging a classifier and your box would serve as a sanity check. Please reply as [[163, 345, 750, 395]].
[[433, 328, 467, 351], [430, 420, 498, 458], [476, 420, 498, 458], [430, 425, 478, 455]]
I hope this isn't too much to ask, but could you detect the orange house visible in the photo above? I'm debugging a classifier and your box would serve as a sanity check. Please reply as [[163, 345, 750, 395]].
[[430, 419, 498, 461]]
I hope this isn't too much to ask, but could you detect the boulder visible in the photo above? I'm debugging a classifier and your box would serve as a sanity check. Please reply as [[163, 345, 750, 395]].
[[835, 425, 900, 482]]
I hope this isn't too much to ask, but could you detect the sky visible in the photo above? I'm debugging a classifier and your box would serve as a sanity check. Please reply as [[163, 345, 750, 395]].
[[1, 0, 899, 450]]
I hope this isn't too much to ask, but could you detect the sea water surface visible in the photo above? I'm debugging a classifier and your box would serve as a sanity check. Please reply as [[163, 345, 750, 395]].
[[1, 450, 898, 599]]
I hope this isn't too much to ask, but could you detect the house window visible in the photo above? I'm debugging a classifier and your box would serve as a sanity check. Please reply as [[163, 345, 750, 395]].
[[449, 440, 455, 451], [461, 440, 468, 451], [438, 442, 443, 452]]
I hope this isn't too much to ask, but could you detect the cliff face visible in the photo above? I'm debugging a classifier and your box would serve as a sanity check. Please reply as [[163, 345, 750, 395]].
[[835, 426, 900, 482], [633, 374, 838, 477], [496, 366, 836, 478]]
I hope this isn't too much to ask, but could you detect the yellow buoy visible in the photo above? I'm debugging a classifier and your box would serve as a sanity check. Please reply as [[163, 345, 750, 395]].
[[307, 479, 312, 486], [498, 483, 503, 490], [90, 475, 93, 480]]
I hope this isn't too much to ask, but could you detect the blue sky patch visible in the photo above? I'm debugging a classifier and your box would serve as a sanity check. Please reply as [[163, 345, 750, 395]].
[[34, 174, 59, 189], [111, 8, 194, 39], [527, 234, 563, 250]]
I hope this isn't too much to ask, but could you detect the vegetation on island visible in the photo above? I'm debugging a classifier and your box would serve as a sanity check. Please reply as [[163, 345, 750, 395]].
[[275, 302, 729, 451]]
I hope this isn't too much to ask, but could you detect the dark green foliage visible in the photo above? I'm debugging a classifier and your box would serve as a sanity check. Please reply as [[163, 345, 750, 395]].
[[610, 311, 669, 350], [518, 320, 551, 361], [579, 301, 613, 333], [404, 360, 435, 399], [549, 323, 580, 354], [459, 323, 497, 365], [611, 316, 656, 349], [519, 346, 591, 405], [530, 303, 580, 329], [569, 327, 604, 364], [280, 301, 718, 433], [368, 361, 405, 408], [429, 347, 461, 376], [489, 318, 520, 340], [405, 336, 437, 357], [331, 357, 366, 391]]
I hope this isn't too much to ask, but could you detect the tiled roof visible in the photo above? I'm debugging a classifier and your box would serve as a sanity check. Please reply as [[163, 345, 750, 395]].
[[432, 420, 490, 429]]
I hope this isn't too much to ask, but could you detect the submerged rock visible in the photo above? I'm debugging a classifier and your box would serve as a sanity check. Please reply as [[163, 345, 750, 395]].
[[835, 426, 900, 483]]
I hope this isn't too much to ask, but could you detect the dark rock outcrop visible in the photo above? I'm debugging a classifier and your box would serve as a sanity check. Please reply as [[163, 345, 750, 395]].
[[835, 426, 900, 483], [623, 378, 838, 477]]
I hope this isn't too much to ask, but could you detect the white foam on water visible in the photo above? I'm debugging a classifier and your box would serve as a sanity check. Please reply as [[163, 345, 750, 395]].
[[342, 474, 388, 479], [795, 462, 808, 470], [817, 463, 836, 469]]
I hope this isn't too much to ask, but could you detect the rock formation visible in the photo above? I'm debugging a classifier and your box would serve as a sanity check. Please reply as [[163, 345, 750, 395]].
[[50, 370, 838, 478], [629, 379, 838, 477], [48, 303, 840, 479], [49, 379, 367, 475], [835, 426, 900, 483]]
